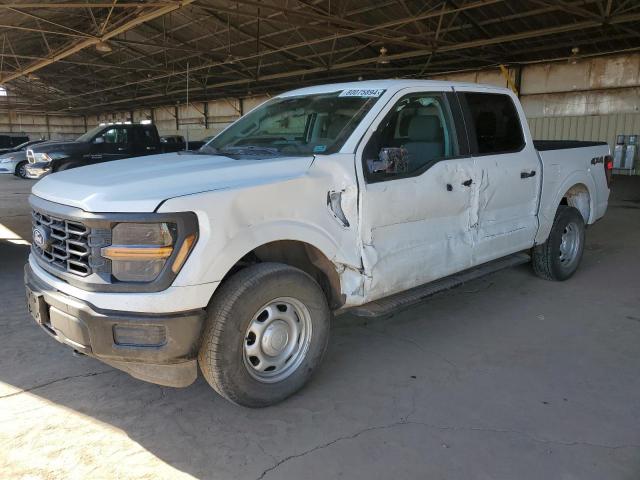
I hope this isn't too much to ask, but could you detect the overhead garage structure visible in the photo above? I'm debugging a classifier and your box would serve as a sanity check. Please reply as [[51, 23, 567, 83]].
[[1, 0, 640, 162], [3, 3, 640, 478]]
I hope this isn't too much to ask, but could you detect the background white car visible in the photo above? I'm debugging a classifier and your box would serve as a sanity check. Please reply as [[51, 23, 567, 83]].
[[0, 139, 47, 178]]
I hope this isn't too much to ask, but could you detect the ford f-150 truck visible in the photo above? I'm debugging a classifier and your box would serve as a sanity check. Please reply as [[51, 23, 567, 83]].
[[24, 80, 612, 407]]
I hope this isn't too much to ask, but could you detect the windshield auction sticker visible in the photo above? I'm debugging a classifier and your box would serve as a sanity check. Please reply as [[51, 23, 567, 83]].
[[339, 89, 385, 98]]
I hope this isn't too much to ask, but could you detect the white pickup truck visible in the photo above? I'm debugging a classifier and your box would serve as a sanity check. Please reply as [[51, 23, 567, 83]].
[[25, 80, 612, 407]]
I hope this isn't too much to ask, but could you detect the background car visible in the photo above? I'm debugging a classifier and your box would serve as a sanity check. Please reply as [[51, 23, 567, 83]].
[[185, 135, 215, 151], [0, 139, 47, 178], [160, 135, 186, 152]]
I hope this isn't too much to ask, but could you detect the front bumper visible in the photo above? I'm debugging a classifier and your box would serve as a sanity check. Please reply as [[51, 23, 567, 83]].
[[25, 264, 206, 387], [25, 162, 51, 179], [0, 160, 18, 174]]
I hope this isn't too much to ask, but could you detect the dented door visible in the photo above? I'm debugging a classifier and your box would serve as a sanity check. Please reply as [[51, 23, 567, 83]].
[[355, 87, 477, 301], [457, 89, 541, 265]]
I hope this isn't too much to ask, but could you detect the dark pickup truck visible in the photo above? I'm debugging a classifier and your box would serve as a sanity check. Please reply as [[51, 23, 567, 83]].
[[25, 123, 163, 179]]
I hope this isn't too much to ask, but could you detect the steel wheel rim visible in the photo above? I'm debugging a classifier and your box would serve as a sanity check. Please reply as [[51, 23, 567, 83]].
[[18, 164, 26, 177], [243, 297, 312, 383], [559, 222, 580, 265]]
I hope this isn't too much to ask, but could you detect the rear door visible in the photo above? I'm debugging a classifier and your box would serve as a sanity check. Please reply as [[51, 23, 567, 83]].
[[457, 89, 541, 264], [357, 87, 477, 300], [133, 125, 160, 156]]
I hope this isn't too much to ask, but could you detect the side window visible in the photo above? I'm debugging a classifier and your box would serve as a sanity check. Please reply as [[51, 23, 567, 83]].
[[136, 127, 158, 146], [363, 92, 459, 182], [463, 93, 524, 154], [102, 127, 128, 145]]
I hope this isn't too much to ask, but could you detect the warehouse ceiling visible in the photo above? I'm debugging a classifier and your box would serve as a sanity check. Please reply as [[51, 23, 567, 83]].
[[1, 0, 640, 113]]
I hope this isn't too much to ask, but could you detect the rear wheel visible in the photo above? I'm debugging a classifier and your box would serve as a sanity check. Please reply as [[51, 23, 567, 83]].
[[15, 161, 28, 179], [198, 263, 331, 407], [532, 206, 585, 281]]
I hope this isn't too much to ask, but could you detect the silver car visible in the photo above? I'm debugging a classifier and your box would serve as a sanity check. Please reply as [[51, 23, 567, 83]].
[[0, 140, 47, 178]]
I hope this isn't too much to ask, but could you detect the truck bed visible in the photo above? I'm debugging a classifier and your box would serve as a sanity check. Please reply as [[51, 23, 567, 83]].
[[534, 140, 608, 151], [534, 140, 610, 245]]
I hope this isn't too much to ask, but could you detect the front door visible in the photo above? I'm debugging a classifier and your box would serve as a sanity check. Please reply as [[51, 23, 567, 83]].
[[357, 88, 477, 301], [94, 126, 132, 163], [457, 89, 541, 265]]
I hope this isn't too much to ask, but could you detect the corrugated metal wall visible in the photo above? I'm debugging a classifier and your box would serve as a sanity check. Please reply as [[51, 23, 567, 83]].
[[527, 113, 640, 148], [0, 111, 86, 140]]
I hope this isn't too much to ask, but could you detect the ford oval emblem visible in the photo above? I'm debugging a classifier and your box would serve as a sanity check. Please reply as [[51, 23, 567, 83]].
[[32, 225, 50, 250]]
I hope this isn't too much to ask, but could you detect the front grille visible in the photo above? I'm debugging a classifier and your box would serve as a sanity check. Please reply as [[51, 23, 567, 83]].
[[31, 209, 92, 276]]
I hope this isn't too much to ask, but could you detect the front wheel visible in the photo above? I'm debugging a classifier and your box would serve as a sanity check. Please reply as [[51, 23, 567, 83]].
[[532, 206, 585, 281], [15, 161, 28, 179], [198, 263, 331, 407]]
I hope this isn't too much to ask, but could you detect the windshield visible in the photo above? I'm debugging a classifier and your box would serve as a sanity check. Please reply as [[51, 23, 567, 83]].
[[203, 89, 383, 157], [76, 126, 105, 142]]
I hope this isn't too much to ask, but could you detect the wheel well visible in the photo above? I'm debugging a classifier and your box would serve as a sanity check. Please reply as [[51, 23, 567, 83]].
[[561, 184, 590, 223], [222, 240, 344, 309]]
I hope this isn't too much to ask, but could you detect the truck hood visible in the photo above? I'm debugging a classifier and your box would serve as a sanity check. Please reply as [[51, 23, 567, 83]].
[[32, 152, 315, 212], [29, 140, 89, 154]]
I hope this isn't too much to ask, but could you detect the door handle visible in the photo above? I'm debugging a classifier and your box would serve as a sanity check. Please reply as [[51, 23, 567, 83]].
[[117, 147, 126, 151], [462, 179, 473, 187], [521, 170, 536, 179]]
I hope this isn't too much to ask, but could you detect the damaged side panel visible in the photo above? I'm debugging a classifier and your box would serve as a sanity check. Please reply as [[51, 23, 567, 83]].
[[358, 159, 477, 301], [160, 153, 366, 308], [471, 153, 542, 265]]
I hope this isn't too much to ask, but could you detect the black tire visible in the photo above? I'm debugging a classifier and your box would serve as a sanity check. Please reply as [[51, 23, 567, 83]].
[[15, 161, 28, 179], [532, 206, 585, 281], [198, 263, 331, 407]]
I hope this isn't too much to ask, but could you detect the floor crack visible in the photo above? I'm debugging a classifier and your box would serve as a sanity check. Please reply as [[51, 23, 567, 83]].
[[0, 370, 114, 399], [255, 420, 640, 479]]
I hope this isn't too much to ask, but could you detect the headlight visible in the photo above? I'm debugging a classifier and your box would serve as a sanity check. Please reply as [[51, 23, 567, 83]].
[[0, 156, 14, 163], [101, 222, 196, 282]]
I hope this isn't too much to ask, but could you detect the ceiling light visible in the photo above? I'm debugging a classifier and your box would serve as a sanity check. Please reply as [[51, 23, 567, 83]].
[[377, 46, 390, 64], [569, 46, 580, 65], [96, 41, 112, 53]]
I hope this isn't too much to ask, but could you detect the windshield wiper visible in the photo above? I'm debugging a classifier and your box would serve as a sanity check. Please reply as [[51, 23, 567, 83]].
[[197, 144, 220, 155], [220, 145, 280, 156]]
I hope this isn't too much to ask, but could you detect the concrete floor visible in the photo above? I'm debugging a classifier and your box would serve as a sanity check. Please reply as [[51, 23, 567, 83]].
[[1, 173, 639, 480]]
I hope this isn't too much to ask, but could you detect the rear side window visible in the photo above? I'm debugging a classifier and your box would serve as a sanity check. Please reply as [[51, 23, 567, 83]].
[[136, 126, 159, 145], [463, 93, 524, 155]]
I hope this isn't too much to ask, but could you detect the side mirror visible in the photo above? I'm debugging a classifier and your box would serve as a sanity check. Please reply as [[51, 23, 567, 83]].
[[93, 136, 105, 144], [367, 147, 408, 174]]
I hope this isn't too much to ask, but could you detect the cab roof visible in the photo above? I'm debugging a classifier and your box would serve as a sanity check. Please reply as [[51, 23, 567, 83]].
[[278, 79, 512, 97]]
